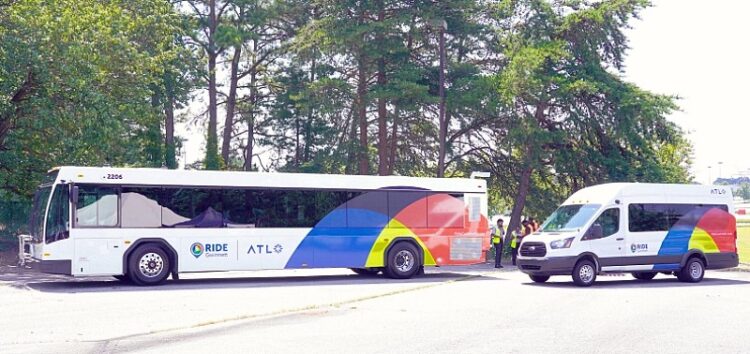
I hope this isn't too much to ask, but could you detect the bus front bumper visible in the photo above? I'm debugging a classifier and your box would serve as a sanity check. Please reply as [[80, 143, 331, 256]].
[[517, 256, 577, 276], [39, 259, 72, 275]]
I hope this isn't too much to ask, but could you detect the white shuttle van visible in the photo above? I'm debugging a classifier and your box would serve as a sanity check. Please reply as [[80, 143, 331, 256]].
[[517, 183, 738, 286]]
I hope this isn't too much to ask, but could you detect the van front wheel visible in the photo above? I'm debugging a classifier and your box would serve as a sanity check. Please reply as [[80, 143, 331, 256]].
[[572, 259, 597, 287]]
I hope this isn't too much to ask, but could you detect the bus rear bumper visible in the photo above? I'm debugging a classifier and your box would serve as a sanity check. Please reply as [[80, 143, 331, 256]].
[[39, 259, 72, 275]]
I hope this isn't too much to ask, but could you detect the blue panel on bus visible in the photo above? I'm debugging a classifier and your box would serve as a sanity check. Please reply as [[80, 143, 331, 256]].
[[310, 232, 381, 267], [315, 207, 348, 228], [285, 209, 388, 268]]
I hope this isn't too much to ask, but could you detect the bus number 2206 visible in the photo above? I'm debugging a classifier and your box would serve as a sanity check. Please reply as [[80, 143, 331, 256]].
[[105, 174, 123, 180]]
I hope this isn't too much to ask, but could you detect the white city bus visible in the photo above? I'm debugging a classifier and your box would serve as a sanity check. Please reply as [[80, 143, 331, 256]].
[[20, 167, 490, 285]]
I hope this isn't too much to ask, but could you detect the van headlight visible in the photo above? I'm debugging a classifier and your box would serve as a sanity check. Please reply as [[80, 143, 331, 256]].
[[550, 237, 574, 249]]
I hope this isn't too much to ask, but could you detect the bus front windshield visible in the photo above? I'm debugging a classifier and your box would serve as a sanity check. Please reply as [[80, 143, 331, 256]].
[[541, 204, 601, 233], [29, 186, 52, 242]]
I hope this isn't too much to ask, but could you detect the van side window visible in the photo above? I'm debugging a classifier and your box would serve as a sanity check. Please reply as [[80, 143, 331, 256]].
[[629, 204, 730, 232], [589, 208, 619, 238]]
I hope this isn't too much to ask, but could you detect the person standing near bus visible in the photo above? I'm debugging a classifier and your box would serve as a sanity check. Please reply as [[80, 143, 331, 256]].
[[511, 226, 522, 265], [492, 218, 505, 268], [529, 217, 540, 232]]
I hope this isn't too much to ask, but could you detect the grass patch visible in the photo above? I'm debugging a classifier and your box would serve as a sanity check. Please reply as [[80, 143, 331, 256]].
[[739, 225, 750, 264]]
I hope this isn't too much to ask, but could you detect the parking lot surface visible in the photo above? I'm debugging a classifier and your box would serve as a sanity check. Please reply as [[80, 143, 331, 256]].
[[2, 264, 750, 353]]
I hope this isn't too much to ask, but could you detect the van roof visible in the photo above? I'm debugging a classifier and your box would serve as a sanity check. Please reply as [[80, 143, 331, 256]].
[[563, 183, 734, 206]]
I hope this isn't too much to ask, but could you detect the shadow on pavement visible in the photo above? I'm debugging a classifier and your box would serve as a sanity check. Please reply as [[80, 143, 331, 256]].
[[522, 275, 750, 289], [16, 270, 497, 293]]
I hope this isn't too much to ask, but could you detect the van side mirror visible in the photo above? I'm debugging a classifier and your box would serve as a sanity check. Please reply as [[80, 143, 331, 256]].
[[583, 224, 603, 240], [70, 185, 79, 205]]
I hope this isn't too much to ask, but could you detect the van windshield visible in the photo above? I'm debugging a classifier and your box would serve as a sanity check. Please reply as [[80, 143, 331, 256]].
[[541, 204, 601, 232]]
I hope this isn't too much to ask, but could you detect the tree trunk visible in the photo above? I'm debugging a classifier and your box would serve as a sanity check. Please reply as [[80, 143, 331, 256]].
[[356, 45, 368, 175], [205, 0, 220, 170], [0, 70, 35, 150], [303, 57, 316, 163], [386, 105, 399, 175], [164, 72, 177, 169], [436, 26, 447, 178], [221, 44, 242, 165], [505, 157, 533, 243], [376, 3, 388, 176], [243, 71, 257, 171]]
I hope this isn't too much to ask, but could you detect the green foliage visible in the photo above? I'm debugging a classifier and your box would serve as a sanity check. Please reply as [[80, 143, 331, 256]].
[[0, 0, 695, 240], [737, 184, 750, 201], [0, 0, 191, 238]]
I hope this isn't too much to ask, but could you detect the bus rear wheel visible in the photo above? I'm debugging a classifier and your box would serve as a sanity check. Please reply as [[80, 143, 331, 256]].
[[127, 244, 171, 286], [384, 242, 421, 279]]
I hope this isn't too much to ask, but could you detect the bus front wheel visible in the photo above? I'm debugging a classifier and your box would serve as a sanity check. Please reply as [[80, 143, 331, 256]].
[[384, 242, 421, 279], [127, 244, 171, 286]]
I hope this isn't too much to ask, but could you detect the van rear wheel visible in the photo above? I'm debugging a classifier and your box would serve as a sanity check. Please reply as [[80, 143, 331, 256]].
[[632, 272, 657, 280], [677, 257, 705, 283], [572, 259, 597, 287]]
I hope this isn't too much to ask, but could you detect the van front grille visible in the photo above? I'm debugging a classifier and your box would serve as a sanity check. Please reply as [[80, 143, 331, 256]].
[[520, 242, 547, 257]]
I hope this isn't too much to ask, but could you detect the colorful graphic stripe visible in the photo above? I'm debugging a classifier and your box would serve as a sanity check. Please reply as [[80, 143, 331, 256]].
[[658, 207, 736, 256], [285, 189, 488, 269]]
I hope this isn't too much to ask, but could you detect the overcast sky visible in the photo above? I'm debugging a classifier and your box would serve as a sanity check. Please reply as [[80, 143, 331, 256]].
[[178, 0, 749, 184], [624, 0, 750, 184]]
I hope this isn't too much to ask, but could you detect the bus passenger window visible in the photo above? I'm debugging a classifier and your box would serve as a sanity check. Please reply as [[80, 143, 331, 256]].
[[76, 186, 118, 227]]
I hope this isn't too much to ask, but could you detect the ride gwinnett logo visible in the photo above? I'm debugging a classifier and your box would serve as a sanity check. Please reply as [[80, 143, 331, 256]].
[[191, 242, 204, 258]]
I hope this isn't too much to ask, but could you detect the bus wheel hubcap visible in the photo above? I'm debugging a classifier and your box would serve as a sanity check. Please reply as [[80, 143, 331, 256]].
[[690, 262, 702, 279], [395, 250, 414, 273], [139, 253, 164, 277], [579, 265, 594, 283]]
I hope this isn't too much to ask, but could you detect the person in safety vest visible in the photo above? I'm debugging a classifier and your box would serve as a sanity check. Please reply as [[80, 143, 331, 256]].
[[491, 218, 505, 268], [511, 225, 521, 265]]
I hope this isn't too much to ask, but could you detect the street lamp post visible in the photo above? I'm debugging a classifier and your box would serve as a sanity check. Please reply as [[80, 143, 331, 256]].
[[718, 161, 723, 181], [708, 165, 712, 185]]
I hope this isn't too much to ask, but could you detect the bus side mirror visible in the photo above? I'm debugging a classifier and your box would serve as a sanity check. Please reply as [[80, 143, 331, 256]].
[[70, 186, 79, 205], [583, 224, 603, 240]]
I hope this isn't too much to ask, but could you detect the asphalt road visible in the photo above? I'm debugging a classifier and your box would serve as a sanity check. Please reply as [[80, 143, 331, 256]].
[[2, 264, 750, 354]]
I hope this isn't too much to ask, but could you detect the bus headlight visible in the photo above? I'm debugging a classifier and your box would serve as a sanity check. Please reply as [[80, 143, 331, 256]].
[[550, 237, 574, 249]]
